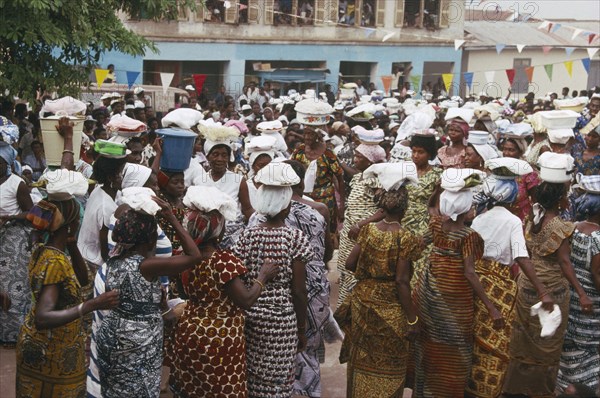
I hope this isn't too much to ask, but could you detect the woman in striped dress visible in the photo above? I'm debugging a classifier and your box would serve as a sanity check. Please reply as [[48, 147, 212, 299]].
[[414, 171, 503, 397]]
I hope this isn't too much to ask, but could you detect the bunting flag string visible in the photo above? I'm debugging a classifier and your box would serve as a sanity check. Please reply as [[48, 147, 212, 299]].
[[463, 72, 474, 90], [95, 69, 109, 89], [564, 61, 573, 77], [454, 39, 465, 51], [495, 44, 506, 54], [484, 71, 496, 84], [589, 34, 598, 44], [525, 66, 535, 83], [537, 19, 600, 43], [542, 46, 552, 55], [516, 44, 526, 53], [160, 72, 175, 95], [565, 47, 575, 56], [505, 69, 516, 86], [544, 64, 554, 81], [126, 71, 140, 89], [581, 58, 591, 74], [588, 48, 599, 59], [192, 74, 207, 95], [410, 74, 422, 92], [442, 73, 453, 93], [381, 75, 393, 95]]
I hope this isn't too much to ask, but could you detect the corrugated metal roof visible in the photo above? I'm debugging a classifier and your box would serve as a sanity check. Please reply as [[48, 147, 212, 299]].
[[464, 21, 599, 48]]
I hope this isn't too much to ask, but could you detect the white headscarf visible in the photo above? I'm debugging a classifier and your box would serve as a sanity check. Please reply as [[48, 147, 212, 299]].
[[440, 190, 473, 221], [122, 163, 153, 189]]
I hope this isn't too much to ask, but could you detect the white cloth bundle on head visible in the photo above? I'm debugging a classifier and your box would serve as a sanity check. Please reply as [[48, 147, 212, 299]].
[[352, 125, 385, 144], [118, 187, 160, 215], [254, 185, 293, 217], [106, 114, 147, 135], [445, 108, 475, 124], [255, 161, 300, 187], [362, 162, 418, 191], [485, 157, 533, 177], [183, 186, 238, 221], [471, 144, 500, 162], [199, 119, 240, 161], [441, 168, 486, 192], [481, 176, 519, 204], [547, 128, 574, 144], [440, 190, 473, 221], [161, 108, 204, 130], [256, 120, 287, 153], [122, 163, 153, 189], [44, 169, 88, 200], [530, 302, 562, 337], [396, 112, 434, 141], [41, 96, 87, 116], [247, 135, 277, 166]]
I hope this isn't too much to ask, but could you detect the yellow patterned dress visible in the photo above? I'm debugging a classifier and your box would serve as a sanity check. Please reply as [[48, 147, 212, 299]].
[[339, 223, 422, 397], [16, 246, 86, 398]]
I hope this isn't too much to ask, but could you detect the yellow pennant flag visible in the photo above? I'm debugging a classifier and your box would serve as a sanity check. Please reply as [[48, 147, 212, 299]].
[[95, 69, 109, 88], [563, 61, 573, 77], [442, 73, 454, 93]]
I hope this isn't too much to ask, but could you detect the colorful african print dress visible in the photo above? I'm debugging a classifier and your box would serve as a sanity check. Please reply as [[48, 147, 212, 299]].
[[233, 226, 312, 398], [340, 223, 422, 397], [16, 246, 86, 398], [170, 250, 249, 397], [436, 145, 466, 169], [96, 254, 163, 398], [573, 150, 600, 176], [508, 171, 540, 222], [413, 216, 484, 397], [556, 229, 600, 393], [336, 173, 379, 306], [291, 144, 343, 233], [502, 217, 574, 397]]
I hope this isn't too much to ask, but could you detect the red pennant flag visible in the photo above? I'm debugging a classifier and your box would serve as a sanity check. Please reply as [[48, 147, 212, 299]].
[[506, 69, 516, 86], [525, 66, 535, 83], [192, 74, 207, 96], [589, 34, 597, 44], [547, 23, 553, 33], [542, 46, 552, 55]]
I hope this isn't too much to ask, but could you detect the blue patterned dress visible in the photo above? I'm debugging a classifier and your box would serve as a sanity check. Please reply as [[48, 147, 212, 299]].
[[96, 254, 163, 398]]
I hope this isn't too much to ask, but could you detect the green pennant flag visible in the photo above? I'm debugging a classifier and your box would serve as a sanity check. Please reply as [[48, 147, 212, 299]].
[[544, 64, 553, 81], [410, 74, 422, 92]]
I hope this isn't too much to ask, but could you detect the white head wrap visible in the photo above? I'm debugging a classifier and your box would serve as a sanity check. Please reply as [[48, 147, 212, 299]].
[[44, 169, 89, 200], [122, 163, 153, 189], [362, 162, 419, 191], [254, 185, 293, 217], [183, 186, 238, 221], [118, 187, 160, 215], [440, 190, 473, 221]]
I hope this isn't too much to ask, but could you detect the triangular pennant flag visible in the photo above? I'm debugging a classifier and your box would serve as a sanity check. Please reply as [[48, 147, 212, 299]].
[[454, 39, 466, 51], [525, 66, 535, 83], [442, 74, 453, 93], [484, 71, 495, 84], [126, 71, 140, 89], [160, 72, 174, 95], [381, 75, 393, 95], [95, 69, 109, 89], [505, 69, 516, 86], [581, 58, 591, 74], [192, 74, 207, 95], [547, 23, 553, 33], [364, 28, 376, 38], [571, 28, 583, 40], [551, 23, 561, 33], [463, 72, 474, 90], [544, 64, 553, 81], [565, 47, 575, 56], [588, 47, 599, 58], [495, 43, 506, 54], [516, 44, 526, 53], [538, 21, 549, 30], [410, 74, 422, 92], [589, 34, 597, 45], [564, 60, 573, 77], [382, 31, 396, 42], [542, 46, 552, 55]]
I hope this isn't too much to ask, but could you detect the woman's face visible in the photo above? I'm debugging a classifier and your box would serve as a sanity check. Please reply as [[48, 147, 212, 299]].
[[110, 164, 126, 190], [252, 154, 272, 175], [194, 136, 204, 154], [411, 146, 430, 168], [584, 131, 599, 149], [126, 142, 144, 164], [502, 140, 521, 159], [144, 173, 160, 194], [353, 151, 371, 172], [303, 130, 319, 147], [447, 124, 465, 143], [208, 146, 229, 174], [165, 174, 185, 198], [465, 146, 483, 168]]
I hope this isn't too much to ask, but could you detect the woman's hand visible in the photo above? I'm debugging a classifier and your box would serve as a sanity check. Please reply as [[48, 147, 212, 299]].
[[540, 294, 555, 312], [56, 117, 74, 138], [348, 224, 361, 240], [488, 306, 505, 330], [580, 293, 594, 314], [258, 259, 279, 283], [152, 138, 163, 156], [91, 290, 120, 311], [152, 196, 174, 220]]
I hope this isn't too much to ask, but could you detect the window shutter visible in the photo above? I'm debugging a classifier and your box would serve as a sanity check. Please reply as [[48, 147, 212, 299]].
[[195, 0, 204, 21], [395, 0, 405, 27], [225, 1, 239, 23], [248, 0, 260, 23], [375, 0, 386, 27], [325, 0, 339, 23], [265, 0, 274, 24], [439, 0, 450, 28], [178, 3, 188, 21], [315, 0, 326, 24]]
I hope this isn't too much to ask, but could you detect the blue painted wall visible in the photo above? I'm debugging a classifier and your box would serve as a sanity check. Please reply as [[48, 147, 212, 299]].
[[100, 42, 461, 95]]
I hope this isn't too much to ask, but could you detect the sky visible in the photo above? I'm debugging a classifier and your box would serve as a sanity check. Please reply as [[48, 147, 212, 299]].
[[470, 0, 600, 20]]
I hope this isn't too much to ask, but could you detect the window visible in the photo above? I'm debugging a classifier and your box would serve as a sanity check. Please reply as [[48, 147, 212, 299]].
[[396, 0, 447, 29], [513, 58, 531, 94]]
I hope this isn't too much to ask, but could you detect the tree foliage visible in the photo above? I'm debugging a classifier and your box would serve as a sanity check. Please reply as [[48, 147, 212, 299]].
[[0, 0, 196, 100]]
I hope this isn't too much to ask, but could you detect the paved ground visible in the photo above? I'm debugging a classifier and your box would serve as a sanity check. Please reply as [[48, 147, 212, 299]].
[[0, 252, 412, 397]]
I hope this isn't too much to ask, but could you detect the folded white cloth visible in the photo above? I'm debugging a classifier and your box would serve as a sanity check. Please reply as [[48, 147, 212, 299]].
[[161, 108, 204, 129], [183, 186, 237, 221], [122, 163, 153, 189], [362, 162, 419, 191], [44, 169, 88, 200], [530, 302, 562, 337], [41, 96, 87, 116], [440, 190, 473, 221], [119, 187, 160, 215]]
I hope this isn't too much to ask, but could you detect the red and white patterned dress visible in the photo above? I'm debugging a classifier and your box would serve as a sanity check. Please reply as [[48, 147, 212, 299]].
[[170, 250, 248, 397], [233, 226, 312, 398]]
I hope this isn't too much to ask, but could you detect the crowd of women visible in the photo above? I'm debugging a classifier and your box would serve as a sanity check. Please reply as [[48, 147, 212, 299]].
[[0, 85, 599, 398]]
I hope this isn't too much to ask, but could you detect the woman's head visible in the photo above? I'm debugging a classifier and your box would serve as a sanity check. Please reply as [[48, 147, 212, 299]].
[[254, 185, 293, 218], [584, 128, 599, 150], [574, 193, 600, 222], [354, 144, 386, 171], [502, 138, 524, 159], [110, 208, 157, 257], [27, 198, 81, 234], [374, 186, 409, 217], [447, 119, 469, 143], [410, 134, 437, 166], [465, 144, 483, 169], [157, 171, 185, 198], [207, 145, 231, 174], [303, 127, 322, 147], [536, 181, 568, 212], [185, 210, 226, 246], [251, 153, 272, 175], [92, 156, 127, 189]]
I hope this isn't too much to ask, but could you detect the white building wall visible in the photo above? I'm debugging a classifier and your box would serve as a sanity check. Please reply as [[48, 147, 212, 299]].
[[463, 48, 598, 100]]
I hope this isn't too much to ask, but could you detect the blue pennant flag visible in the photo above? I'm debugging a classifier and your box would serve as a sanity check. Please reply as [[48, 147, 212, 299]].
[[551, 23, 562, 33], [126, 71, 141, 89], [565, 47, 575, 56], [463, 72, 474, 90], [496, 43, 506, 54], [582, 58, 591, 73]]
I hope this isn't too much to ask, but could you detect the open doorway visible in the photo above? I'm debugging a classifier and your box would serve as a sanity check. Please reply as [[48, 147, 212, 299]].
[[422, 61, 455, 96], [339, 61, 374, 87], [391, 62, 413, 92]]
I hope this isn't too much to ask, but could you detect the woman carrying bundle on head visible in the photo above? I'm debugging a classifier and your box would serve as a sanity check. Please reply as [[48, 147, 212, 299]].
[[337, 162, 424, 397], [502, 153, 594, 397]]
